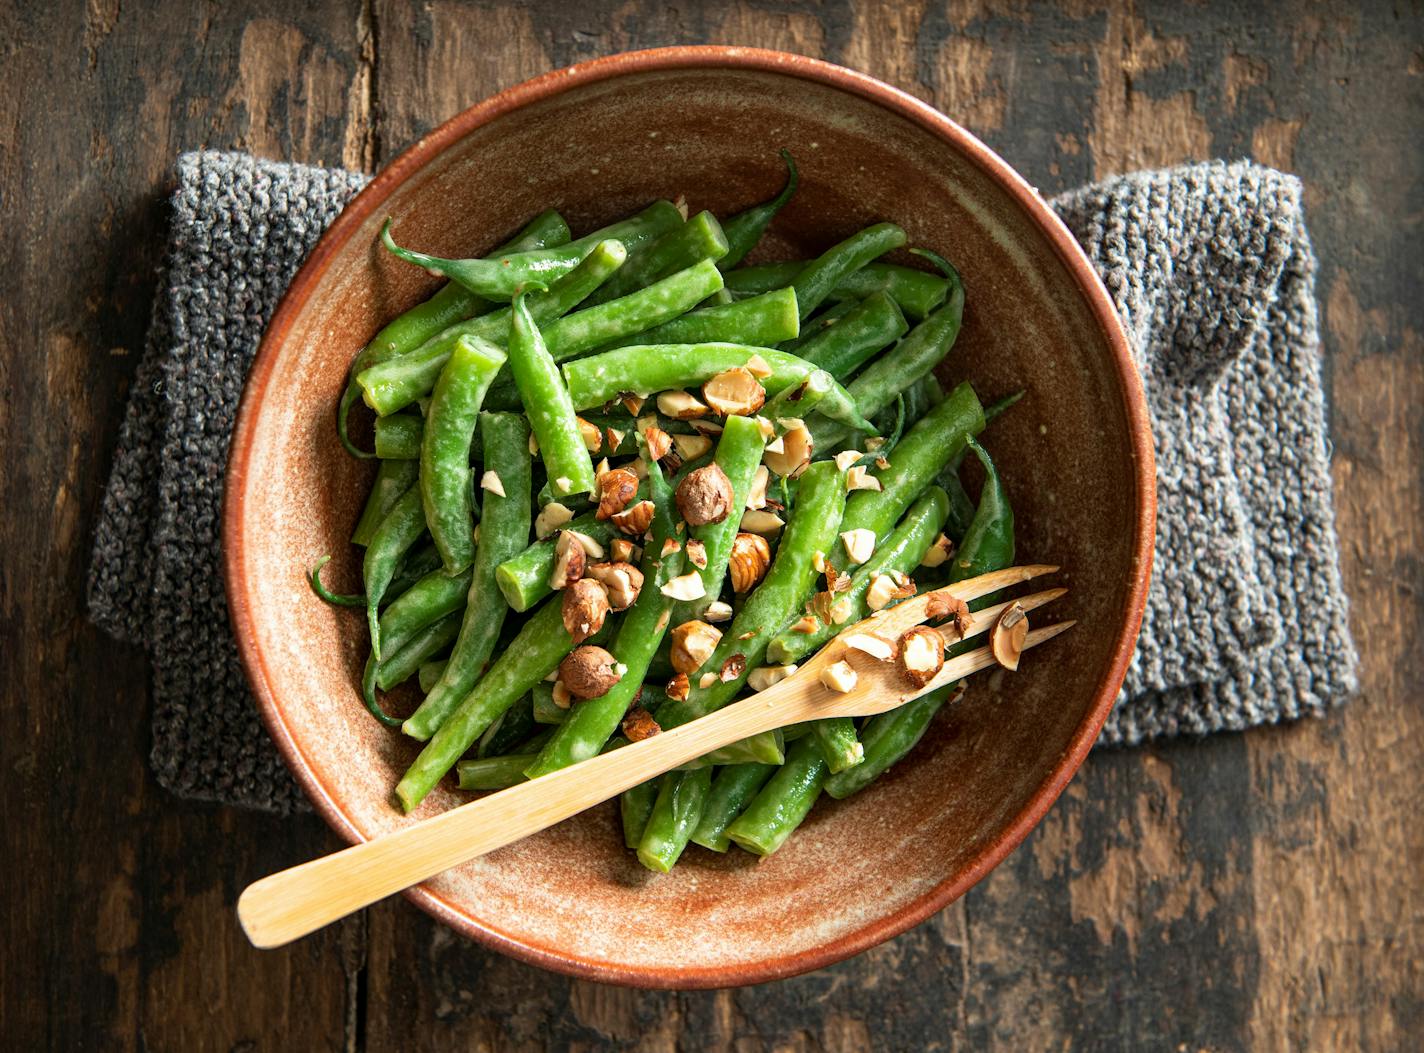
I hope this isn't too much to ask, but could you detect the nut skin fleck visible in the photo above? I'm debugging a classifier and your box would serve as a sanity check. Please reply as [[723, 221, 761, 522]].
[[561, 578, 611, 643], [665, 672, 690, 701], [686, 538, 708, 569], [676, 463, 734, 526], [720, 654, 747, 682], [595, 467, 639, 520], [991, 601, 1029, 671], [621, 705, 662, 742], [559, 645, 621, 699]]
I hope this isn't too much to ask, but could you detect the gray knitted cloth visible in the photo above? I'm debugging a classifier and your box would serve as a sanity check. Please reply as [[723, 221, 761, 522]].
[[88, 152, 1358, 813]]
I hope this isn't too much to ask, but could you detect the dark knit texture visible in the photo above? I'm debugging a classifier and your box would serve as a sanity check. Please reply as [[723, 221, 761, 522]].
[[88, 152, 1358, 813]]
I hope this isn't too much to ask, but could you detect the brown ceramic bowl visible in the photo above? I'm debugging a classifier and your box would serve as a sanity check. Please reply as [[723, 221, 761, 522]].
[[224, 47, 1153, 987]]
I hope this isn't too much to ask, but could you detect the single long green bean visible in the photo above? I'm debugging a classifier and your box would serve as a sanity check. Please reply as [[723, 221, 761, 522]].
[[689, 763, 777, 851], [383, 541, 441, 605], [586, 210, 728, 305], [604, 288, 800, 350], [789, 222, 906, 320], [381, 200, 682, 301], [822, 684, 955, 799], [418, 659, 448, 694], [531, 682, 567, 725], [509, 288, 597, 498], [373, 564, 473, 659], [724, 736, 827, 856], [404, 413, 534, 740], [719, 149, 798, 270], [681, 729, 785, 767], [351, 458, 419, 546], [673, 413, 765, 621], [657, 460, 847, 727], [363, 484, 428, 660], [561, 343, 875, 435], [395, 596, 584, 811], [337, 210, 570, 457], [356, 240, 628, 417], [421, 334, 506, 572], [477, 693, 538, 758], [368, 607, 462, 694], [524, 442, 684, 778], [780, 300, 858, 352], [723, 261, 950, 319], [456, 753, 537, 791], [797, 291, 908, 381], [636, 767, 713, 873]]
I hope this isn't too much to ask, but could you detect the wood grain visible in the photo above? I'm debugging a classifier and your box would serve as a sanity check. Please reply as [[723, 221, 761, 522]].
[[2, 0, 1420, 1050]]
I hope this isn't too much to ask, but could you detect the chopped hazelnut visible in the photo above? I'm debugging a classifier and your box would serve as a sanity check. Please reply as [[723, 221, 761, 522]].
[[659, 572, 707, 601], [833, 449, 862, 473], [764, 423, 813, 478], [846, 466, 882, 492], [702, 366, 765, 416], [747, 664, 797, 692], [670, 619, 722, 674], [840, 528, 876, 565], [744, 353, 774, 378], [789, 614, 819, 634], [585, 561, 644, 610], [900, 626, 945, 687], [480, 470, 506, 497], [866, 573, 899, 611], [561, 578, 611, 643], [551, 680, 572, 709], [926, 592, 973, 638], [665, 673, 690, 701], [558, 645, 621, 699], [656, 390, 708, 419], [605, 426, 626, 452], [843, 633, 896, 661], [820, 660, 858, 693], [698, 672, 719, 689], [729, 532, 771, 593], [644, 425, 672, 462], [609, 538, 636, 563], [703, 600, 733, 623], [576, 416, 602, 453], [611, 499, 656, 536], [567, 529, 605, 559], [548, 531, 586, 589], [920, 533, 955, 568], [671, 432, 713, 461], [595, 467, 639, 521], [686, 539, 708, 569], [675, 463, 734, 526], [745, 465, 770, 510], [618, 392, 645, 416], [991, 602, 1029, 671], [621, 705, 661, 743], [536, 501, 574, 539], [719, 654, 747, 682], [739, 510, 784, 536]]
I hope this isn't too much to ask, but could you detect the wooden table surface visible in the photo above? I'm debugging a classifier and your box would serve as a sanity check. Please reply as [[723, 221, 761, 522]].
[[4, 1, 1420, 1049]]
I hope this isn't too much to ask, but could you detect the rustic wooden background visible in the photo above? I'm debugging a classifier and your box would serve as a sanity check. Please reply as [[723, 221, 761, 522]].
[[3, 1, 1420, 1049]]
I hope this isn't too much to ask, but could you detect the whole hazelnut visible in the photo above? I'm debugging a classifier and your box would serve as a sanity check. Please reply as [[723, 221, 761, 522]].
[[675, 463, 734, 526], [558, 646, 622, 700]]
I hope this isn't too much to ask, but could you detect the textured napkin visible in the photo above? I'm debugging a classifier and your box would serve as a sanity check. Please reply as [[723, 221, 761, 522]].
[[88, 151, 1358, 813]]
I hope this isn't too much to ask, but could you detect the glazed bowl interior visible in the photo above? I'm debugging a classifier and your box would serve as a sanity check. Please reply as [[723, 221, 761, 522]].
[[226, 50, 1151, 987]]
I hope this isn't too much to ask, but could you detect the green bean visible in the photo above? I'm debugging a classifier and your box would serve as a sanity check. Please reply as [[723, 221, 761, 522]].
[[768, 487, 950, 666], [363, 484, 428, 659], [421, 335, 506, 572], [939, 466, 977, 542], [725, 737, 826, 856], [456, 753, 536, 791], [404, 413, 534, 740], [796, 291, 908, 380], [658, 460, 847, 728], [356, 240, 628, 417], [723, 261, 950, 319], [525, 439, 683, 777], [307, 555, 364, 607], [897, 372, 945, 427], [371, 413, 423, 460], [620, 780, 659, 849], [561, 343, 875, 434], [810, 265, 965, 451], [367, 607, 462, 698], [690, 763, 777, 851], [418, 659, 447, 694], [383, 541, 441, 605], [351, 458, 419, 546], [719, 149, 798, 270], [531, 681, 567, 725], [682, 728, 786, 767], [673, 413, 765, 621], [789, 223, 906, 321], [780, 300, 858, 352], [760, 368, 833, 421], [604, 288, 800, 350], [822, 683, 954, 799], [636, 768, 713, 873], [478, 693, 537, 758], [374, 564, 473, 659], [481, 259, 728, 409], [337, 209, 570, 457], [495, 510, 624, 612], [395, 596, 583, 811], [381, 200, 682, 301], [587, 211, 728, 305], [950, 438, 1015, 588], [509, 288, 596, 498]]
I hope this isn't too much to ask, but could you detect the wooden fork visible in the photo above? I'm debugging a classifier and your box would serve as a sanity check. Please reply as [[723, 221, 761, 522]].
[[238, 565, 1071, 948]]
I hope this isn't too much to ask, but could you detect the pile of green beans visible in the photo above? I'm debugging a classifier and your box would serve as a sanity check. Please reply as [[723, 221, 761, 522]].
[[313, 153, 1023, 871]]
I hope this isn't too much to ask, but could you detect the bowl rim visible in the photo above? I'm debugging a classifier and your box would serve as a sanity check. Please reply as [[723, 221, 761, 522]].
[[224, 44, 1155, 988]]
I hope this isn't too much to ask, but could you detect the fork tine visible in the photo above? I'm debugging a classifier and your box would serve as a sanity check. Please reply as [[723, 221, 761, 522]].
[[860, 564, 1060, 640], [933, 587, 1068, 648], [927, 620, 1077, 692]]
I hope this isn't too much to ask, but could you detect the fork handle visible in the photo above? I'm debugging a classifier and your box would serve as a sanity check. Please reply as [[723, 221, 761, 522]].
[[237, 689, 788, 948]]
